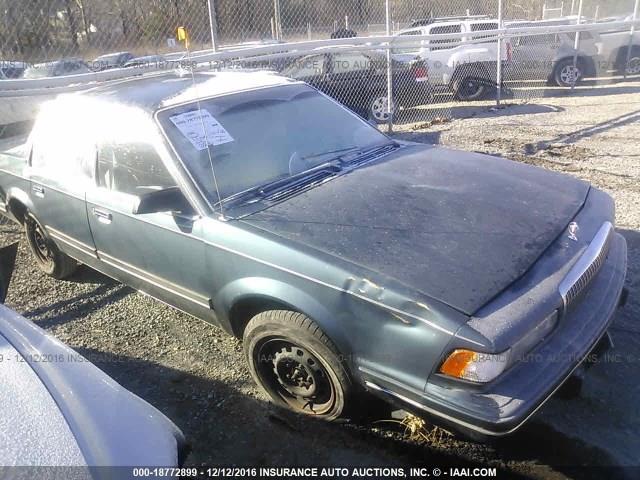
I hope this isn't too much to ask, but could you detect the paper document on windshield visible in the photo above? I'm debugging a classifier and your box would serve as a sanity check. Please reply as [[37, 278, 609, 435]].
[[169, 110, 234, 151]]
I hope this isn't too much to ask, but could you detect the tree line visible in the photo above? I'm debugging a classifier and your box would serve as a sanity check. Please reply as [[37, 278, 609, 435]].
[[0, 0, 635, 62]]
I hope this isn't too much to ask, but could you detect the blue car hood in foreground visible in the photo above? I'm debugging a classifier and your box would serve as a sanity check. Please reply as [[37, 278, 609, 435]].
[[0, 304, 186, 471], [244, 145, 590, 315]]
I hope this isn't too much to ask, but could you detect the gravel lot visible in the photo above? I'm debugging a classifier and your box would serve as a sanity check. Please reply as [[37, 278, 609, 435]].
[[2, 80, 639, 479]]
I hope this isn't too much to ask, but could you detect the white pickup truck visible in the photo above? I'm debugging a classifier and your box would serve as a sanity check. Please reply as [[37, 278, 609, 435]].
[[392, 17, 510, 101], [595, 18, 640, 76]]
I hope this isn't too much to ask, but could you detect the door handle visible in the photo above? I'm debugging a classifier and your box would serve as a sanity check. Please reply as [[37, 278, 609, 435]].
[[32, 185, 45, 198], [92, 208, 112, 224]]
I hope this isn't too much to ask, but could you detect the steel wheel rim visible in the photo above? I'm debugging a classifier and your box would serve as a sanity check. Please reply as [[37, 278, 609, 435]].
[[371, 96, 393, 122], [254, 338, 336, 415], [32, 221, 53, 264]]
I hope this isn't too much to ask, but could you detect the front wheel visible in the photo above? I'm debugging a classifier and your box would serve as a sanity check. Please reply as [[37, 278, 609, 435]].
[[553, 59, 583, 87], [243, 310, 352, 421], [25, 214, 77, 279]]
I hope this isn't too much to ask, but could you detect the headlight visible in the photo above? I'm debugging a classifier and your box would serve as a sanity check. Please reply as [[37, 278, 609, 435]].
[[439, 349, 511, 383]]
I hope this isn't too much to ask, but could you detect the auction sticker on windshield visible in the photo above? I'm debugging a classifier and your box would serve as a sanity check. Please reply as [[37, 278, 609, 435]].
[[169, 109, 234, 150]]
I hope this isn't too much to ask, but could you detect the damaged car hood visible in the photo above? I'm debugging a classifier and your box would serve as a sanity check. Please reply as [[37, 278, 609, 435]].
[[242, 145, 590, 315]]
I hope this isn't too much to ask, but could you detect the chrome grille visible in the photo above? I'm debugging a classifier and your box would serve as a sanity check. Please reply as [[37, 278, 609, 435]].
[[559, 222, 613, 311]]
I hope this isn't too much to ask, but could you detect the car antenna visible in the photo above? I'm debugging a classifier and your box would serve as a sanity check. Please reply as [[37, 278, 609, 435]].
[[178, 26, 226, 221]]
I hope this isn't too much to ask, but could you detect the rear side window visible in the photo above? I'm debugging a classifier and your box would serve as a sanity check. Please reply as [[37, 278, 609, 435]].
[[97, 142, 175, 196], [518, 34, 559, 46], [331, 52, 372, 74], [282, 55, 324, 79], [429, 25, 462, 50], [470, 23, 499, 41], [393, 30, 423, 55], [30, 108, 95, 181], [565, 31, 593, 41]]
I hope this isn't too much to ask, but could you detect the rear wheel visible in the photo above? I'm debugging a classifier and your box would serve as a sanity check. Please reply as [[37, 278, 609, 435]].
[[243, 310, 352, 421], [625, 54, 640, 76], [368, 94, 396, 124], [452, 76, 487, 101], [25, 214, 77, 279]]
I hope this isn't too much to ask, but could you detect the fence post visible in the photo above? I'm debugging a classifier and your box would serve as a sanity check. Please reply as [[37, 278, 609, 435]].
[[496, 0, 504, 108], [385, 0, 394, 133], [273, 0, 282, 41], [624, 0, 640, 79], [207, 0, 218, 52], [571, 0, 584, 91]]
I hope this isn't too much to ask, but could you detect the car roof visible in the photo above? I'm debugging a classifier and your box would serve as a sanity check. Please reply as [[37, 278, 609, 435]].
[[80, 70, 300, 112]]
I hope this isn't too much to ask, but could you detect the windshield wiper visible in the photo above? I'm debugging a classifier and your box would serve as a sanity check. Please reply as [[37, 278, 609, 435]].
[[301, 146, 359, 161], [223, 160, 342, 206], [340, 142, 399, 164]]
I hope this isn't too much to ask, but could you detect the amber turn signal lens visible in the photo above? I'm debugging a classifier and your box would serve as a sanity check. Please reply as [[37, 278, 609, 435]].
[[439, 349, 477, 378]]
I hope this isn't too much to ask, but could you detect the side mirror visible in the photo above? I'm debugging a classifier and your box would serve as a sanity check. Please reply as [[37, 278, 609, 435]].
[[133, 186, 193, 215]]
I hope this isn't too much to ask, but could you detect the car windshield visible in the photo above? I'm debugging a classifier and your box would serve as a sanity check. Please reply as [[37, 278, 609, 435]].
[[95, 54, 121, 65], [157, 84, 389, 206]]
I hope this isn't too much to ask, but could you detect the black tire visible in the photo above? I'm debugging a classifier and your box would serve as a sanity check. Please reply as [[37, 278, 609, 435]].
[[553, 58, 583, 87], [25, 214, 77, 279], [243, 310, 352, 421], [452, 76, 488, 101]]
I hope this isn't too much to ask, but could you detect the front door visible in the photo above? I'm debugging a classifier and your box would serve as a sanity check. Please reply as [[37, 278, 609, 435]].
[[85, 138, 214, 322]]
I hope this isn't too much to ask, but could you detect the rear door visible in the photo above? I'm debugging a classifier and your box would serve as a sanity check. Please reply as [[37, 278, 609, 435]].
[[27, 107, 97, 263]]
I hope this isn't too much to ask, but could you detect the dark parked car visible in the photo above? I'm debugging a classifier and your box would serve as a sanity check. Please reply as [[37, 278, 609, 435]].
[[21, 59, 91, 79], [0, 70, 627, 438], [0, 60, 27, 80], [280, 50, 431, 123], [91, 51, 135, 71]]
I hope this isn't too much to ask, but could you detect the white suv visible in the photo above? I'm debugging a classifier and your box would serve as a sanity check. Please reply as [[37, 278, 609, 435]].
[[392, 18, 510, 101]]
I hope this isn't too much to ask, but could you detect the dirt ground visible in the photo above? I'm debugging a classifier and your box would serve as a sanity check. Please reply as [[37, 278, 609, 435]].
[[2, 80, 639, 479]]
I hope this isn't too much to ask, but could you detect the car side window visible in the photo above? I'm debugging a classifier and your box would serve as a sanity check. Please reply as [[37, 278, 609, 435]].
[[97, 142, 176, 196], [393, 30, 422, 55], [429, 25, 462, 50], [31, 114, 95, 182], [519, 34, 559, 46], [331, 53, 372, 74], [283, 55, 324, 79], [470, 23, 499, 41]]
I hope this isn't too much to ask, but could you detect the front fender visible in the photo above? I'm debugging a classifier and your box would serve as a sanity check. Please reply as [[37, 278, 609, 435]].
[[214, 276, 350, 355]]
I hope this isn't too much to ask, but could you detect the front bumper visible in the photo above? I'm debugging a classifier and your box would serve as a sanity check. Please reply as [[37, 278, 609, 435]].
[[366, 232, 628, 439]]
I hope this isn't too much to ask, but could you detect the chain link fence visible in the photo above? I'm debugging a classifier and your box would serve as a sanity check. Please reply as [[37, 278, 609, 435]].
[[1, 0, 639, 128]]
